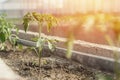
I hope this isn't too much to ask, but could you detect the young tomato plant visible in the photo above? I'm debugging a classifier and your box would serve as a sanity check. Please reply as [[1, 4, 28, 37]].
[[23, 12, 57, 79], [93, 14, 120, 80], [0, 14, 18, 51], [83, 13, 120, 80]]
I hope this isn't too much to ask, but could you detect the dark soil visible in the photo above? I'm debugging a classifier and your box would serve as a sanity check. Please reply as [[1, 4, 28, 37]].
[[0, 48, 113, 80]]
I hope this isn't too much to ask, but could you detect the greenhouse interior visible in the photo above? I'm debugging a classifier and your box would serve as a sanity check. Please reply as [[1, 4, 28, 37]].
[[0, 0, 120, 80]]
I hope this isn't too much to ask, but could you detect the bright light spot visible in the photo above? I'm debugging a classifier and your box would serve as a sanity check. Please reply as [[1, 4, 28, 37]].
[[83, 16, 95, 32]]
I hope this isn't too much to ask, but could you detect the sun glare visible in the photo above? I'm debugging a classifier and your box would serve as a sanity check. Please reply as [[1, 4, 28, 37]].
[[35, 0, 120, 13]]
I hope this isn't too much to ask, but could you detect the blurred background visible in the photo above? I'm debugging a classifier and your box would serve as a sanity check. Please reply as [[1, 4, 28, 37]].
[[0, 0, 120, 18], [0, 0, 120, 45], [0, 0, 65, 18]]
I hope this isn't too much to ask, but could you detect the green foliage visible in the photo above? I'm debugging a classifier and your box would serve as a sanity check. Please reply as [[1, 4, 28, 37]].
[[23, 12, 58, 51], [0, 32, 6, 43], [23, 12, 57, 32], [47, 39, 56, 52], [23, 13, 32, 32], [96, 74, 112, 80], [23, 12, 57, 51], [0, 14, 18, 50], [23, 12, 58, 79], [31, 37, 57, 55]]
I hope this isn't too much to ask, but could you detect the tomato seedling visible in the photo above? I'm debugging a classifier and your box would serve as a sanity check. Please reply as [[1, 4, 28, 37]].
[[0, 14, 18, 51], [23, 12, 57, 79]]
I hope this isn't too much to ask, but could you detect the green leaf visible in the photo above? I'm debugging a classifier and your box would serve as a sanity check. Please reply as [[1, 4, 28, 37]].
[[23, 12, 33, 32], [36, 38, 41, 48], [36, 37, 45, 48], [17, 44, 23, 50], [66, 33, 74, 59], [9, 34, 19, 46], [23, 19, 29, 32], [47, 23, 51, 32], [0, 14, 18, 50], [47, 40, 55, 52], [0, 32, 6, 43], [32, 47, 39, 56]]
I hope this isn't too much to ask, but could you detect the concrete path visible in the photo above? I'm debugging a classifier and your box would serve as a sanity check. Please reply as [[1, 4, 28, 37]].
[[0, 58, 22, 80]]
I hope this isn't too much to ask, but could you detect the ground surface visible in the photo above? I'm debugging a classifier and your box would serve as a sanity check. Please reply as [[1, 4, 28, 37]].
[[0, 48, 113, 80]]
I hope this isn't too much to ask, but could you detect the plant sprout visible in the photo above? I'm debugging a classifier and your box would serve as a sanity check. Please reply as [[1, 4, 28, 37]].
[[0, 14, 18, 51], [23, 12, 57, 79]]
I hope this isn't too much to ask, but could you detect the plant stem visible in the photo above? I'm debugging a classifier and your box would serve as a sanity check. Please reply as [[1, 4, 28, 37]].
[[33, 48, 42, 80], [38, 22, 42, 38], [38, 22, 42, 80], [105, 35, 120, 80], [38, 51, 42, 80]]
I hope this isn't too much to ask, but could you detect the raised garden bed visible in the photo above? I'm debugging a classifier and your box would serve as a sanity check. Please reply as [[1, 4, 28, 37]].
[[0, 13, 119, 80], [0, 30, 116, 80], [0, 47, 113, 80]]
